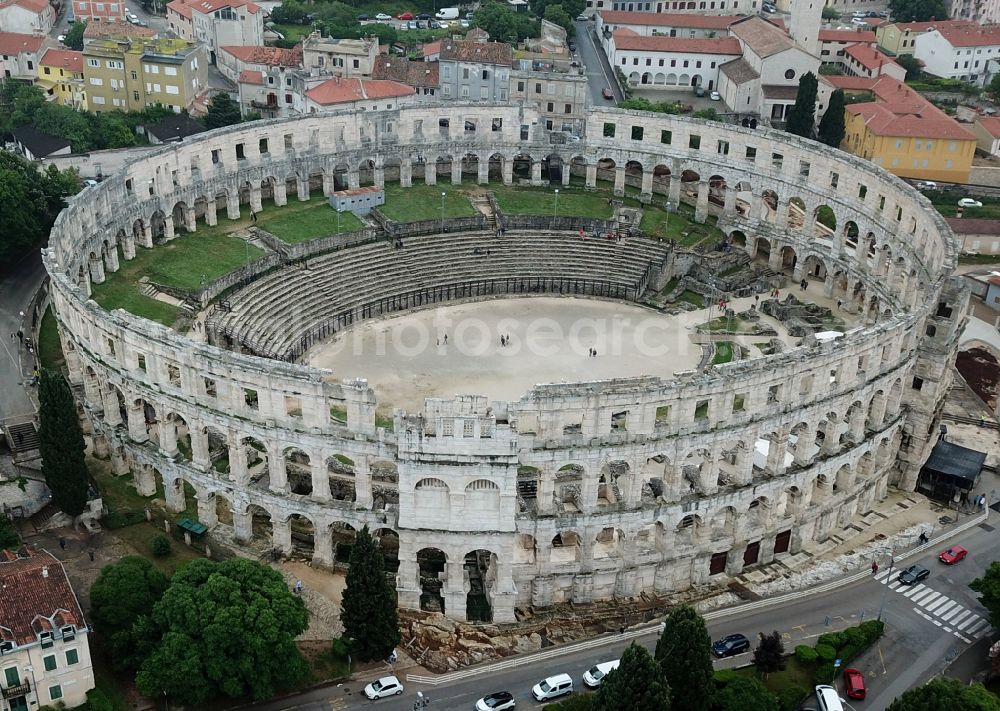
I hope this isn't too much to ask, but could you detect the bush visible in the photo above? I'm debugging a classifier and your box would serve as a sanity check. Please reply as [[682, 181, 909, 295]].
[[795, 644, 818, 663], [713, 668, 742, 686], [777, 684, 810, 711], [859, 619, 885, 643], [841, 626, 865, 647], [815, 643, 837, 662], [101, 509, 146, 529], [543, 695, 593, 711], [813, 662, 837, 686], [331, 637, 350, 659], [150, 535, 171, 557], [839, 643, 862, 662], [817, 632, 844, 649], [85, 688, 114, 711]]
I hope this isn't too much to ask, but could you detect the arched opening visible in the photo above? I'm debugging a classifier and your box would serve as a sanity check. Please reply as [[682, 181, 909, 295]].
[[676, 514, 703, 545], [333, 163, 350, 191], [242, 436, 269, 487], [761, 190, 778, 222], [593, 527, 624, 559], [461, 152, 479, 180], [641, 454, 668, 504], [373, 527, 400, 572], [371, 459, 399, 510], [514, 533, 536, 564], [545, 153, 564, 183], [624, 160, 643, 190], [417, 547, 447, 613], [555, 464, 583, 513], [248, 504, 272, 540], [288, 513, 315, 558], [652, 164, 670, 195], [843, 221, 859, 251], [780, 245, 797, 271], [551, 531, 580, 562], [680, 169, 700, 202], [358, 159, 376, 187], [284, 448, 312, 496], [463, 549, 498, 622], [488, 153, 505, 182], [512, 153, 532, 180], [327, 454, 357, 502], [171, 201, 190, 233], [814, 205, 836, 239], [331, 521, 357, 564], [708, 174, 726, 207], [595, 157, 616, 185], [597, 461, 628, 506]]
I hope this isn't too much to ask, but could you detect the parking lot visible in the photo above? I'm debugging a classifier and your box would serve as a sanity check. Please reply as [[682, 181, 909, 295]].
[[629, 87, 722, 112]]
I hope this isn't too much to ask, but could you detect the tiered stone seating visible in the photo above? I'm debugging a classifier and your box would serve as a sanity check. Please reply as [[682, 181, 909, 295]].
[[214, 230, 670, 359]]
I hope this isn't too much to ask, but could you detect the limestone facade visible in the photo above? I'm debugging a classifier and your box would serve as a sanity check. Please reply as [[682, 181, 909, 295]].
[[44, 103, 967, 624]]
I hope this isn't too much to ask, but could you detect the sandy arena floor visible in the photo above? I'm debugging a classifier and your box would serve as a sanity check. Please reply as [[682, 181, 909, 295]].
[[307, 296, 706, 412]]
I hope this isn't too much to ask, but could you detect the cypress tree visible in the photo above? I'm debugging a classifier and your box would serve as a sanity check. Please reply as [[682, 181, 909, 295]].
[[786, 72, 819, 138], [818, 89, 847, 148], [593, 643, 671, 711], [38, 369, 89, 517], [340, 526, 401, 661], [655, 605, 715, 711]]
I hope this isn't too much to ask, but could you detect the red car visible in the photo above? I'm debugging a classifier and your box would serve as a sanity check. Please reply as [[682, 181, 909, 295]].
[[397, 11, 414, 19], [602, 87, 614, 100], [844, 668, 866, 700], [939, 545, 968, 565]]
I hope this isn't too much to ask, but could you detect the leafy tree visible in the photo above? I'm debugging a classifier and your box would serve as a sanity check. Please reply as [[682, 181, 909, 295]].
[[38, 370, 89, 517], [340, 526, 400, 662], [203, 92, 243, 129], [150, 535, 172, 557], [717, 677, 780, 711], [971, 562, 1000, 628], [655, 606, 714, 711], [618, 97, 682, 113], [270, 0, 307, 24], [0, 152, 76, 263], [821, 6, 840, 19], [546, 696, 594, 711], [135, 558, 309, 705], [473, 1, 539, 44], [544, 4, 574, 36], [896, 54, 923, 80], [64, 21, 86, 50], [888, 0, 949, 22], [886, 677, 1000, 710], [532, 0, 586, 20], [0, 516, 18, 550], [593, 643, 671, 711], [89, 556, 168, 671], [817, 89, 846, 147], [752, 630, 786, 677], [785, 71, 818, 138]]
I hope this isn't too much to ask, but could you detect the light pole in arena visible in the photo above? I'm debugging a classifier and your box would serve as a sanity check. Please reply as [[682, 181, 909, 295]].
[[441, 192, 446, 235], [554, 188, 559, 227]]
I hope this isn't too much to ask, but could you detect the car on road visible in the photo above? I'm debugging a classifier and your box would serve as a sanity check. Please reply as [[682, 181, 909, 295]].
[[576, 13, 589, 20], [851, 16, 868, 25], [915, 180, 938, 190], [475, 691, 515, 710], [357, 13, 369, 20], [710, 90, 721, 100], [844, 668, 866, 699], [531, 673, 573, 701], [762, 2, 776, 12], [583, 659, 620, 687], [57, 34, 66, 42], [602, 86, 614, 100], [416, 12, 431, 19], [397, 11, 414, 19], [712, 633, 751, 658], [897, 564, 930, 585], [816, 684, 845, 711], [363, 676, 403, 699], [939, 545, 968, 564], [959, 198, 984, 207], [375, 12, 392, 20], [568, 41, 576, 51]]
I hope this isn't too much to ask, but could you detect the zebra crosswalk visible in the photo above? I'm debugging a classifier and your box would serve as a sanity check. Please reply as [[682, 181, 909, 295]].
[[874, 568, 990, 643]]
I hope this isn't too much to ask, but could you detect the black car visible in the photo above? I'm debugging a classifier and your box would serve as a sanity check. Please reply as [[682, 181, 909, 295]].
[[357, 13, 369, 20], [416, 12, 431, 19], [568, 42, 576, 52], [711, 633, 750, 658], [897, 564, 930, 585]]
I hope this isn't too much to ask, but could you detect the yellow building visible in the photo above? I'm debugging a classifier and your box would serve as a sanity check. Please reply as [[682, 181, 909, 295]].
[[875, 19, 973, 56], [37, 47, 87, 110], [82, 37, 207, 113], [843, 77, 975, 183]]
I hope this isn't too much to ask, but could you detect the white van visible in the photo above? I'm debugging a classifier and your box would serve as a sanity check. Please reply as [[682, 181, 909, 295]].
[[582, 659, 620, 688], [532, 673, 573, 701], [436, 7, 459, 19], [815, 685, 845, 711]]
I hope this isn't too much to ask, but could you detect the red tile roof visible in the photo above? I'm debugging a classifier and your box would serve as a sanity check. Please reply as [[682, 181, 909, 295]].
[[612, 31, 741, 55], [170, 0, 259, 16], [305, 77, 414, 105], [0, 31, 44, 55], [598, 10, 741, 29], [166, 0, 193, 19], [845, 43, 900, 71], [847, 98, 975, 140], [220, 44, 302, 67], [819, 29, 876, 43], [83, 18, 155, 38], [238, 69, 263, 84], [977, 115, 1000, 138], [0, 546, 86, 646], [947, 217, 1000, 234], [891, 19, 975, 33], [821, 75, 877, 91], [40, 47, 83, 73], [4, 0, 50, 14], [372, 56, 439, 87], [419, 40, 441, 57], [439, 39, 512, 65], [935, 23, 1000, 47]]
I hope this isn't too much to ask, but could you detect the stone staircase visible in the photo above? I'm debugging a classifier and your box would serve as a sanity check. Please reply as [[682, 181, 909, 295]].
[[472, 194, 498, 232], [6, 420, 38, 455]]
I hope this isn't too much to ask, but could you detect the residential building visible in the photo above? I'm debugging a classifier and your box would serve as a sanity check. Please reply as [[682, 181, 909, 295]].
[[37, 47, 87, 109], [82, 17, 155, 45], [973, 114, 1000, 156], [717, 15, 820, 123], [0, 31, 45, 79], [165, 0, 263, 64], [510, 57, 589, 134], [842, 75, 976, 182], [593, 0, 757, 14], [951, 0, 1000, 25], [69, 0, 125, 23], [946, 218, 1000, 254], [0, 0, 56, 35], [913, 22, 1000, 85], [818, 28, 876, 66], [217, 44, 303, 116], [302, 76, 416, 113], [842, 43, 906, 80], [418, 39, 441, 61], [438, 34, 512, 101], [13, 126, 72, 158], [83, 36, 207, 112], [301, 33, 378, 78], [0, 546, 95, 710], [875, 20, 973, 57], [217, 43, 301, 83], [608, 29, 741, 90], [372, 55, 439, 98], [596, 11, 741, 39]]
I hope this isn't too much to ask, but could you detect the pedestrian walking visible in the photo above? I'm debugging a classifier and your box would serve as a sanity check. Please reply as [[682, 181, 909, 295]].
[[59, 538, 66, 550], [918, 531, 928, 545], [88, 550, 95, 561], [836, 298, 843, 310], [443, 334, 448, 344], [250, 210, 257, 223], [871, 560, 879, 575], [294, 580, 303, 594]]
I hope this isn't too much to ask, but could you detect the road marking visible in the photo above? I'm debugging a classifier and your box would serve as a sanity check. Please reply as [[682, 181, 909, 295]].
[[901, 584, 925, 598], [950, 610, 974, 628], [956, 614, 980, 632], [936, 601, 958, 617], [941, 606, 965, 623], [888, 580, 903, 590], [966, 619, 989, 636], [909, 589, 936, 604], [874, 570, 892, 582], [924, 597, 951, 613], [915, 591, 941, 607]]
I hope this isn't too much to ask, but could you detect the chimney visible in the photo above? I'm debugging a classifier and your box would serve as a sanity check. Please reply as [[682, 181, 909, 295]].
[[42, 567, 49, 578]]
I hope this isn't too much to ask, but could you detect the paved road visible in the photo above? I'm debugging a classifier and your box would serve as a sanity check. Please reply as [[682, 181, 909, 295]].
[[574, 18, 620, 107], [0, 251, 44, 423], [248, 514, 996, 711]]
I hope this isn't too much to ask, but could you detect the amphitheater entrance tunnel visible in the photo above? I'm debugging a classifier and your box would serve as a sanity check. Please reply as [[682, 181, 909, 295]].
[[464, 549, 498, 623], [418, 547, 447, 614]]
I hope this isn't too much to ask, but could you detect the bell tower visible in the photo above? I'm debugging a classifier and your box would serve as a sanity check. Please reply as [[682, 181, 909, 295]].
[[789, 0, 823, 57]]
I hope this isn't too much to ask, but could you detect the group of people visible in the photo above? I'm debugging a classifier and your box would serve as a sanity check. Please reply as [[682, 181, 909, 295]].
[[499, 333, 511, 347]]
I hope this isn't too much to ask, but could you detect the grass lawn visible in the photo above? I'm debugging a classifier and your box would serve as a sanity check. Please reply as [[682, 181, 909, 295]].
[[959, 253, 1000, 265], [38, 306, 65, 371], [712, 341, 734, 365], [258, 197, 365, 243], [733, 656, 814, 699], [112, 520, 204, 575], [925, 191, 1000, 219], [491, 185, 614, 218], [380, 181, 478, 221], [271, 23, 314, 42], [678, 290, 705, 308], [90, 278, 180, 326]]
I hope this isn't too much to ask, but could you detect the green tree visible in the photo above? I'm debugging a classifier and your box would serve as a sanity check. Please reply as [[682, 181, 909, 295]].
[[64, 21, 87, 50], [886, 677, 1000, 710], [752, 630, 786, 677], [971, 562, 1000, 628], [821, 6, 840, 19], [270, 0, 307, 24], [89, 556, 168, 671], [0, 516, 18, 550], [135, 558, 309, 705], [593, 643, 671, 711], [618, 97, 682, 114], [203, 92, 243, 129], [473, 1, 539, 44], [655, 606, 714, 711], [817, 89, 846, 147], [786, 71, 818, 138], [0, 151, 75, 263], [717, 677, 780, 711], [896, 54, 923, 80], [888, 0, 949, 21], [544, 3, 574, 36], [340, 526, 400, 662], [38, 370, 89, 517]]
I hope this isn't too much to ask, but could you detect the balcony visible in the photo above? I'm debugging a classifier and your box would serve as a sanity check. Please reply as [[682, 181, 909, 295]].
[[2, 679, 30, 699]]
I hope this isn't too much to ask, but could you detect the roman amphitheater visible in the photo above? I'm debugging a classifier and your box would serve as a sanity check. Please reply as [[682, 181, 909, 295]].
[[44, 104, 969, 625]]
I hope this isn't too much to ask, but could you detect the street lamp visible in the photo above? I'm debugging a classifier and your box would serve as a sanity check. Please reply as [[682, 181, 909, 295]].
[[554, 188, 559, 226], [441, 192, 446, 235], [664, 200, 672, 238], [876, 542, 895, 622], [337, 207, 342, 234]]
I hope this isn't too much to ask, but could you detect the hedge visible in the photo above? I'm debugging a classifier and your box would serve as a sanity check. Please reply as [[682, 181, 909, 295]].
[[815, 643, 837, 662], [795, 645, 818, 664], [101, 509, 146, 529]]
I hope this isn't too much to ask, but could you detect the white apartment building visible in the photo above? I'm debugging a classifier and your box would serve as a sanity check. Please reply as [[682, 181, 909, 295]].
[[589, 0, 758, 14], [165, 0, 263, 64], [608, 30, 741, 89], [596, 10, 741, 38], [0, 31, 45, 79], [0, 546, 95, 711], [0, 0, 55, 35], [951, 0, 1000, 25], [914, 23, 1000, 85], [818, 28, 875, 66]]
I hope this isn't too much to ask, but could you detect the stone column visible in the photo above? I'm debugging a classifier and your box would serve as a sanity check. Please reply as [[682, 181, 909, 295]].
[[348, 170, 360, 190], [233, 506, 252, 543], [89, 254, 106, 285], [478, 159, 489, 185], [205, 199, 218, 227], [111, 445, 130, 476], [868, 393, 888, 430], [374, 165, 385, 188], [668, 173, 682, 207], [297, 177, 310, 202], [529, 160, 542, 187], [775, 200, 788, 229], [765, 430, 789, 476], [162, 214, 175, 241], [725, 544, 747, 575], [139, 221, 154, 248], [92, 433, 110, 458], [190, 426, 211, 470], [250, 187, 263, 213], [768, 245, 783, 273], [102, 390, 122, 426], [121, 235, 136, 261], [104, 245, 120, 274], [849, 406, 867, 441], [400, 159, 413, 187], [425, 161, 437, 185], [821, 419, 840, 456], [723, 187, 737, 218], [272, 517, 292, 556], [396, 553, 421, 611], [561, 164, 571, 186], [269, 447, 289, 493], [313, 526, 334, 568], [793, 426, 817, 467], [451, 160, 463, 185], [127, 400, 148, 442], [159, 415, 178, 456], [695, 180, 710, 224], [183, 205, 196, 233], [585, 163, 597, 188], [165, 477, 186, 513], [197, 492, 218, 527], [273, 182, 288, 207], [443, 556, 468, 621], [823, 274, 835, 298], [355, 459, 373, 509], [613, 165, 625, 195], [227, 193, 241, 219], [641, 170, 654, 195], [536, 469, 555, 515], [135, 464, 156, 496], [229, 436, 249, 485], [311, 456, 331, 502]]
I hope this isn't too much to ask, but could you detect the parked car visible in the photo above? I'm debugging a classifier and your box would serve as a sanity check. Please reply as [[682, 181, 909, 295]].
[[576, 13, 589, 20], [712, 633, 751, 658], [582, 659, 620, 688], [375, 12, 392, 20], [939, 545, 968, 564], [357, 13, 369, 20], [897, 564, 930, 585], [851, 16, 868, 25], [475, 691, 516, 711], [415, 20, 425, 28], [844, 668, 866, 700], [694, 85, 706, 97], [363, 676, 403, 699], [416, 12, 431, 19], [532, 673, 573, 701], [57, 34, 66, 42], [460, 19, 470, 27], [959, 198, 984, 207], [762, 2, 776, 12], [428, 19, 440, 27], [397, 11, 414, 19], [568, 41, 576, 51], [710, 90, 721, 100], [915, 180, 938, 190], [602, 86, 614, 100]]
